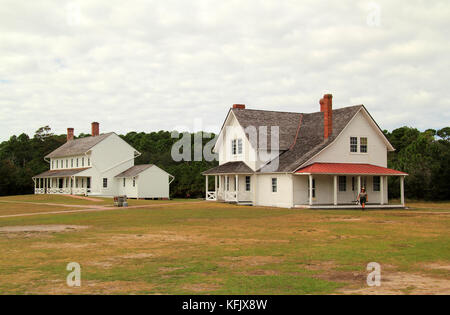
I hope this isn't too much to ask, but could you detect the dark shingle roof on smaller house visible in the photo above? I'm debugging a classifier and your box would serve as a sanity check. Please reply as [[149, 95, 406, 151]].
[[33, 168, 90, 178], [45, 133, 115, 158], [202, 161, 254, 175], [115, 165, 153, 178]]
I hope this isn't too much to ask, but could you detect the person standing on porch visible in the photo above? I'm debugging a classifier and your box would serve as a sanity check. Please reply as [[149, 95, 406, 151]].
[[358, 187, 368, 210]]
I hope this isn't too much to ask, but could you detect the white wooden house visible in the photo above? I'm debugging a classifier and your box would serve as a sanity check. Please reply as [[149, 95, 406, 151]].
[[32, 122, 174, 199], [203, 94, 408, 209]]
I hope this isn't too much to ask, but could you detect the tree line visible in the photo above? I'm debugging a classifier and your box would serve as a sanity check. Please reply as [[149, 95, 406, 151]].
[[0, 125, 448, 200]]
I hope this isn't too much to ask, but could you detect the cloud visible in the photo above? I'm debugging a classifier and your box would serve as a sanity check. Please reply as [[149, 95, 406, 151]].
[[0, 0, 449, 140]]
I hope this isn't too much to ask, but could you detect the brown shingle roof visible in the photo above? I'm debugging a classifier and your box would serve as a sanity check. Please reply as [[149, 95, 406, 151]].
[[203, 105, 364, 175], [45, 133, 114, 158], [231, 108, 301, 151], [33, 168, 90, 178], [258, 105, 363, 172], [115, 165, 153, 178], [202, 161, 253, 175]]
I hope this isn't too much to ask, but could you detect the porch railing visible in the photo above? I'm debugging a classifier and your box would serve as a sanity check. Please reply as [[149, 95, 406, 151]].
[[225, 191, 238, 202], [206, 191, 217, 201], [36, 188, 88, 195]]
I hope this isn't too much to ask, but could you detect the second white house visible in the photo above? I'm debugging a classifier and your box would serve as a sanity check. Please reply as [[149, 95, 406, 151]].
[[32, 122, 174, 199]]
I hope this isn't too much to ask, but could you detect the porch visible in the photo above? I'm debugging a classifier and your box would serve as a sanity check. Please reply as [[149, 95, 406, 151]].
[[294, 163, 408, 208], [33, 169, 92, 196], [205, 174, 254, 204]]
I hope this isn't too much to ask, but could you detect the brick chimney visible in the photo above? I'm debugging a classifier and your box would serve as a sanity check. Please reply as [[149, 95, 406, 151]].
[[67, 128, 74, 141], [320, 94, 333, 139], [232, 104, 245, 109], [91, 122, 99, 137]]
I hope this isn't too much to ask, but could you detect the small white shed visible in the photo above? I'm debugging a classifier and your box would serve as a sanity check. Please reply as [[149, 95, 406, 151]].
[[115, 164, 174, 199]]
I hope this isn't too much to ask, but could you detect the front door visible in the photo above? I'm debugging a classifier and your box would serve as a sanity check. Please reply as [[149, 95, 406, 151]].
[[58, 178, 63, 189]]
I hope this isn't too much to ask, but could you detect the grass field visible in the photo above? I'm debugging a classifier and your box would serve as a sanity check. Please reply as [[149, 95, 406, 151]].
[[0, 195, 448, 295]]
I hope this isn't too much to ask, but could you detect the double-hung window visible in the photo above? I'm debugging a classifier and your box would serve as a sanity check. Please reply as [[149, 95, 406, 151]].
[[339, 176, 347, 192], [245, 176, 251, 191], [271, 178, 277, 193], [231, 140, 237, 155], [360, 137, 368, 153], [237, 139, 243, 154], [123, 178, 126, 187], [350, 137, 358, 152], [373, 176, 380, 191], [103, 178, 108, 188]]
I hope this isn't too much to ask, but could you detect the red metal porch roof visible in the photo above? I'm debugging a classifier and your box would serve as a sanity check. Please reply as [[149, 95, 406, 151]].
[[295, 163, 408, 175]]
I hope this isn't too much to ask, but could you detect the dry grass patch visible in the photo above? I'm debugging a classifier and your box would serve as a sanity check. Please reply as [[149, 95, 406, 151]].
[[0, 225, 88, 233]]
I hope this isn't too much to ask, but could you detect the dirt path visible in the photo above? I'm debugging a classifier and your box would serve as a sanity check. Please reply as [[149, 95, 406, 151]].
[[62, 194, 104, 202], [0, 201, 206, 219]]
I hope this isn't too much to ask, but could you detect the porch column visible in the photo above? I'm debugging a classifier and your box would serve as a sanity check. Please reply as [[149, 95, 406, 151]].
[[34, 178, 37, 191], [380, 176, 385, 205], [214, 175, 217, 194], [252, 174, 257, 206], [333, 175, 338, 206], [235, 174, 239, 202], [309, 175, 313, 206], [357, 176, 361, 193], [400, 176, 405, 206], [205, 176, 209, 200]]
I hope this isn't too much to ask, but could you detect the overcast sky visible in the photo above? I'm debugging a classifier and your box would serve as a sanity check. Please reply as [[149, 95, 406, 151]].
[[0, 0, 449, 140]]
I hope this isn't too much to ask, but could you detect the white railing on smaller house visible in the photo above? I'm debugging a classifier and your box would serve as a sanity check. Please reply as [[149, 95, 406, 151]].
[[43, 188, 88, 195], [225, 191, 238, 202], [206, 191, 217, 201]]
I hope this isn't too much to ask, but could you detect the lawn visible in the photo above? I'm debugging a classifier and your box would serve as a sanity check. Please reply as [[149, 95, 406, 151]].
[[0, 195, 448, 295]]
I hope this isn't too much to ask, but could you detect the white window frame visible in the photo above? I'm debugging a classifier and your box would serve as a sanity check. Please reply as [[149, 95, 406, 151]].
[[231, 139, 237, 155], [360, 137, 368, 153], [373, 176, 380, 192], [245, 176, 251, 191], [271, 178, 277, 193], [339, 176, 347, 192], [237, 139, 243, 155], [350, 136, 358, 153]]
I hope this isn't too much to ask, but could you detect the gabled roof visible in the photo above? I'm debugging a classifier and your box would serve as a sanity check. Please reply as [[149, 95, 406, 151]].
[[295, 163, 408, 175], [33, 168, 90, 178], [45, 133, 115, 158], [115, 164, 153, 178], [258, 105, 363, 173], [202, 161, 253, 175]]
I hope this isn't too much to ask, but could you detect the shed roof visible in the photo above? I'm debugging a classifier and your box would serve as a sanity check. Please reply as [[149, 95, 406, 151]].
[[32, 168, 90, 178], [115, 165, 153, 178]]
